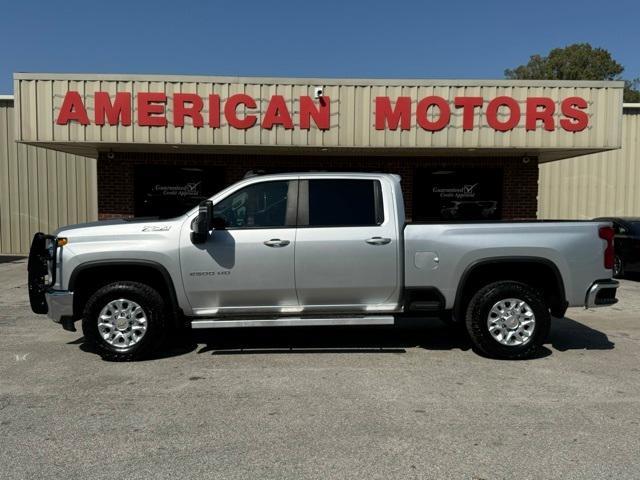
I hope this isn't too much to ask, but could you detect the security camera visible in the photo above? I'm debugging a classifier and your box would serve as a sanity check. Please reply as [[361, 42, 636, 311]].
[[106, 150, 115, 160], [313, 87, 324, 99], [522, 156, 530, 164]]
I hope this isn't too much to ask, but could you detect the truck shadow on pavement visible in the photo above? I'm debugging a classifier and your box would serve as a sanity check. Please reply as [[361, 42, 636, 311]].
[[76, 315, 614, 361], [193, 322, 460, 356], [548, 316, 615, 351]]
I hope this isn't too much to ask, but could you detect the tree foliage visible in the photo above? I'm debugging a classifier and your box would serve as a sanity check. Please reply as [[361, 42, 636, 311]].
[[624, 79, 640, 103], [505, 43, 639, 103]]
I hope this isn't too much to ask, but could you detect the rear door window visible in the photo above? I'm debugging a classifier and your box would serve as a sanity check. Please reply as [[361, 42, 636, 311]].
[[305, 179, 383, 227]]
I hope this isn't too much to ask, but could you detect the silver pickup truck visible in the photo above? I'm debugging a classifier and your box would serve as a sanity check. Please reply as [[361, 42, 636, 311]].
[[28, 172, 619, 361]]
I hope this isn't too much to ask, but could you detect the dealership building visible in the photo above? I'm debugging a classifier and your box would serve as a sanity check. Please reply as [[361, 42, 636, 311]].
[[0, 73, 630, 253]]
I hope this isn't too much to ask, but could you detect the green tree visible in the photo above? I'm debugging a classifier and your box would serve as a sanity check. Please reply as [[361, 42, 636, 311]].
[[624, 79, 640, 103], [505, 43, 640, 103]]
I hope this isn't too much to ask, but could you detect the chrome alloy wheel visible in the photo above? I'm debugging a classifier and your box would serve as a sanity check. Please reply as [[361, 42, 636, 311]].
[[487, 298, 536, 346], [97, 298, 148, 348]]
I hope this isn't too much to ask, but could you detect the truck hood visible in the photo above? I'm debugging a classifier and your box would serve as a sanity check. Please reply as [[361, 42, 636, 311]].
[[54, 216, 186, 239]]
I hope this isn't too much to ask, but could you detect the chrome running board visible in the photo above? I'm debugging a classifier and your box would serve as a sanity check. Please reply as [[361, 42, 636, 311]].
[[190, 316, 395, 329]]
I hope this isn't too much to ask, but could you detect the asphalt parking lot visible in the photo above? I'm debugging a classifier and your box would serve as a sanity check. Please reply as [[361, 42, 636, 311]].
[[1, 257, 639, 480]]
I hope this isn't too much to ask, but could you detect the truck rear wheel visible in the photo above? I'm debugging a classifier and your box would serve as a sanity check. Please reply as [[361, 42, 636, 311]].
[[465, 281, 550, 359], [82, 281, 167, 361]]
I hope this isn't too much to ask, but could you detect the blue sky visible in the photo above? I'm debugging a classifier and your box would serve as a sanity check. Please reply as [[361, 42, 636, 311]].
[[1, 0, 638, 94]]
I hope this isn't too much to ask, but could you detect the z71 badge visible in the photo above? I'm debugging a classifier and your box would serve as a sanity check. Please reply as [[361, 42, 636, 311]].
[[142, 225, 171, 232]]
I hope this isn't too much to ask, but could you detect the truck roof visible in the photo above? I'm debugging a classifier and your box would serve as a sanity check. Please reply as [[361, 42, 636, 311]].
[[243, 171, 401, 180]]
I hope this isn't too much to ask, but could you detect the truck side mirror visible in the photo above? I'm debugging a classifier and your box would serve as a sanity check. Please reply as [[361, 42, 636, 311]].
[[191, 200, 213, 244]]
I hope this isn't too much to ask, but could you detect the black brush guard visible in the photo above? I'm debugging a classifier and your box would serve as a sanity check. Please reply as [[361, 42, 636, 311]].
[[27, 232, 57, 314]]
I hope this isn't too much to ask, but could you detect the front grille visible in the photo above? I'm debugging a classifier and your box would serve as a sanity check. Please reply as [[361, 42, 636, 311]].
[[27, 233, 57, 314]]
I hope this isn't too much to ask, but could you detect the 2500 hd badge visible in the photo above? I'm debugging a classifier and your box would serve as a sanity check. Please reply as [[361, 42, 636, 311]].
[[189, 271, 230, 277]]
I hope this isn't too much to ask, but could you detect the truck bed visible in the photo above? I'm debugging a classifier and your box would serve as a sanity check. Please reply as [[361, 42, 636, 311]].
[[403, 220, 611, 309]]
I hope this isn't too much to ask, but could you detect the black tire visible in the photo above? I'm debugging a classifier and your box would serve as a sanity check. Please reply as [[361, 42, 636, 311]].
[[465, 281, 550, 360], [613, 255, 624, 278], [82, 281, 167, 361]]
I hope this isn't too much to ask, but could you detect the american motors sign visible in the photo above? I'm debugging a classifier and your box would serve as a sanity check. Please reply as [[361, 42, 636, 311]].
[[16, 75, 623, 158], [55, 90, 589, 133]]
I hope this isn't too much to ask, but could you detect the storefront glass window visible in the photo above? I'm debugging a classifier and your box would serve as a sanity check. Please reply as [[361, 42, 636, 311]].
[[134, 166, 225, 218], [413, 168, 503, 221]]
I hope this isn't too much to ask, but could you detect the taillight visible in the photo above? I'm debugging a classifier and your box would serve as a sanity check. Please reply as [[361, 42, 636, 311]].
[[599, 226, 615, 270]]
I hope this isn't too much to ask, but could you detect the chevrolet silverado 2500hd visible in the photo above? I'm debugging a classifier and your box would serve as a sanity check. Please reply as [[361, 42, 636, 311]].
[[28, 172, 619, 360]]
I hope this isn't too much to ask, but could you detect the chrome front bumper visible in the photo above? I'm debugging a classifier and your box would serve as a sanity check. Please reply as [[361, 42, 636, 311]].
[[585, 280, 619, 309], [45, 290, 74, 323]]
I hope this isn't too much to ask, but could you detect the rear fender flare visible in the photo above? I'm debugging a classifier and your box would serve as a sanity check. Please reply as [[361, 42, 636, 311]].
[[453, 256, 567, 321]]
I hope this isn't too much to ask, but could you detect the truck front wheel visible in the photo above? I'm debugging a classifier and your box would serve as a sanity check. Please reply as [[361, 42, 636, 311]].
[[465, 281, 550, 359], [82, 281, 167, 361]]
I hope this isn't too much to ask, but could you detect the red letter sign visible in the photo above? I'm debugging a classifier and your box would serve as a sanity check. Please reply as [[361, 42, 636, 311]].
[[95, 92, 131, 126], [138, 92, 167, 126], [560, 97, 589, 132], [174, 93, 204, 128], [262, 95, 294, 129], [486, 96, 520, 131], [56, 91, 90, 125], [454, 97, 483, 131], [375, 97, 411, 131], [208, 94, 220, 128], [299, 96, 330, 130], [526, 97, 555, 131], [416, 96, 451, 131], [224, 94, 257, 129]]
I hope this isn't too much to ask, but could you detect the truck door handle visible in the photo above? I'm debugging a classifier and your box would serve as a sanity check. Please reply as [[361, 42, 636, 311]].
[[264, 239, 290, 247], [365, 237, 391, 245]]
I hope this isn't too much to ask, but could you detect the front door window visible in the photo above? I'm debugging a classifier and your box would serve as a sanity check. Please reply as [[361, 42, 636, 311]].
[[213, 181, 291, 228]]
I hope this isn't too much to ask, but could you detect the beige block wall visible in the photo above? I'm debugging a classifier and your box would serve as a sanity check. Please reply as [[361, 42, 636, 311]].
[[0, 99, 97, 254], [538, 108, 639, 219]]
